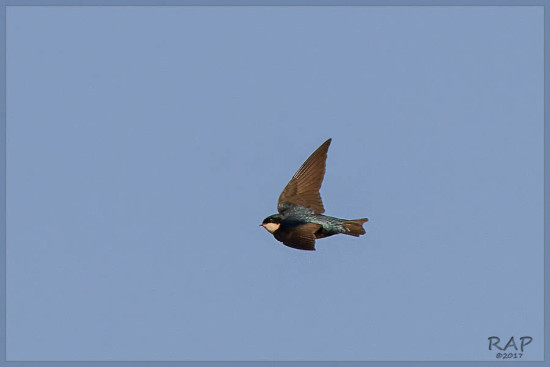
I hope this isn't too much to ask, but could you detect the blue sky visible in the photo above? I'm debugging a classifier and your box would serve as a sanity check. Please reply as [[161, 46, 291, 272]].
[[6, 6, 544, 361]]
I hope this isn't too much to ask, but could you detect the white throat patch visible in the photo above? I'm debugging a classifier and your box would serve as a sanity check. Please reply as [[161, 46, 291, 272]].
[[262, 222, 280, 234]]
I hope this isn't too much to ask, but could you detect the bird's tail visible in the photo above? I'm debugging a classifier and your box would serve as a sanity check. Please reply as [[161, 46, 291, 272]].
[[342, 218, 368, 237]]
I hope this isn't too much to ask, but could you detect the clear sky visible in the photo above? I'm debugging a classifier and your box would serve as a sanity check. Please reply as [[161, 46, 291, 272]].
[[6, 5, 544, 361]]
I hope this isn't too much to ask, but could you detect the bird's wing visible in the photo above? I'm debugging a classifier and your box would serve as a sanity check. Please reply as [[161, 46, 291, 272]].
[[277, 138, 331, 215], [274, 223, 321, 251]]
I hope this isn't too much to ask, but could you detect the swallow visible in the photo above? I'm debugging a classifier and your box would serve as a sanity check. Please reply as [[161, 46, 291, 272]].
[[260, 138, 368, 251]]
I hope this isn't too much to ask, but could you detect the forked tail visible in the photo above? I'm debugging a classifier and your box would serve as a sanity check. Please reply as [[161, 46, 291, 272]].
[[342, 218, 368, 237]]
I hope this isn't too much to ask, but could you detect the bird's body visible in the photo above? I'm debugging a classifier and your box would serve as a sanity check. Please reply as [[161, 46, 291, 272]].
[[261, 138, 368, 251], [268, 207, 361, 237]]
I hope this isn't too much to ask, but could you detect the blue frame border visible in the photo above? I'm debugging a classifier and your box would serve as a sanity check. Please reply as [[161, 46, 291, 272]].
[[0, 1, 547, 366]]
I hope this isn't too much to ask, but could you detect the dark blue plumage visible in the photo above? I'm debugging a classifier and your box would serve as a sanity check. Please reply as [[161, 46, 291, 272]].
[[272, 205, 352, 236]]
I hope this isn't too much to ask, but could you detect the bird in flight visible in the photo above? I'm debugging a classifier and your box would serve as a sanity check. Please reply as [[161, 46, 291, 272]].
[[260, 138, 368, 251]]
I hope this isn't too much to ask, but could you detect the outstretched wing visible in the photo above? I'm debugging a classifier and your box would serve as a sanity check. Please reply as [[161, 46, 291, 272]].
[[274, 223, 321, 251], [277, 138, 331, 215]]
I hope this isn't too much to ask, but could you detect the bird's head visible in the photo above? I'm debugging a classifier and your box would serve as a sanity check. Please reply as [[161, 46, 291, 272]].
[[260, 214, 282, 234]]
